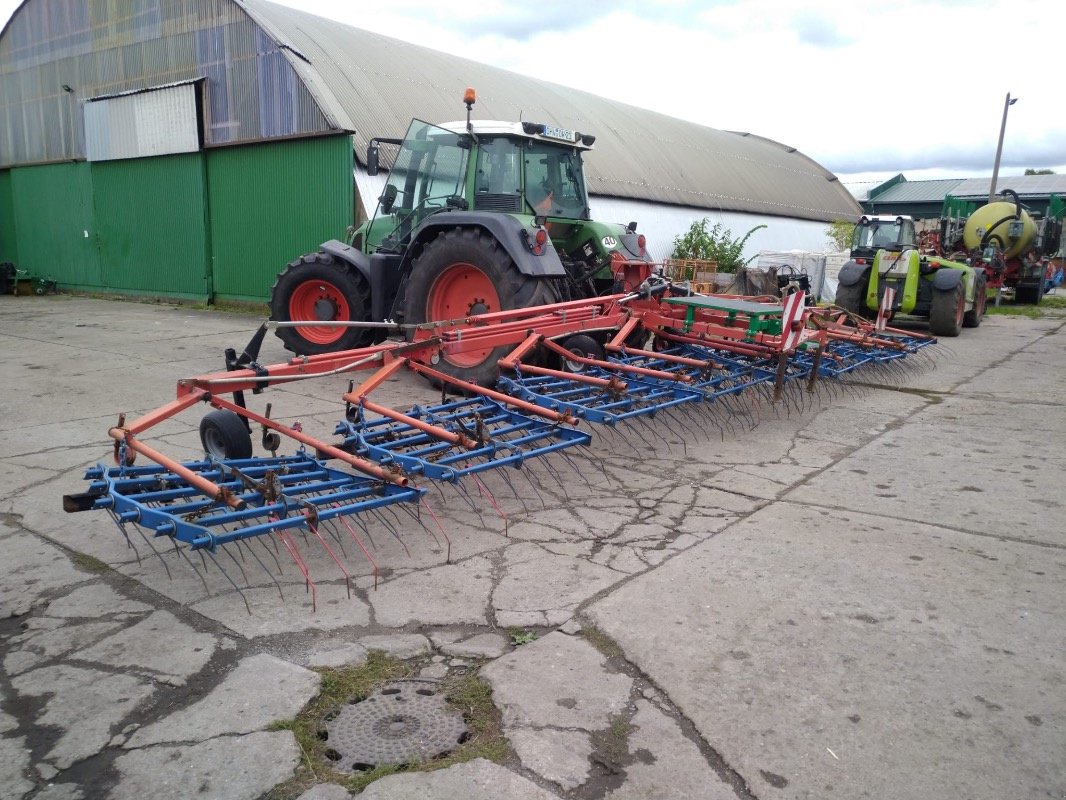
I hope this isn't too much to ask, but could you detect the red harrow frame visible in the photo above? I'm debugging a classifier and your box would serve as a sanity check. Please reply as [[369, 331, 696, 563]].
[[64, 270, 935, 607]]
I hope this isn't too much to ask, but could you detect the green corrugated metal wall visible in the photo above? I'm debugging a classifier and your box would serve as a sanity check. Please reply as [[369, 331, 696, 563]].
[[1, 134, 354, 302], [93, 154, 209, 300], [0, 170, 18, 266], [10, 162, 100, 290], [206, 135, 353, 302]]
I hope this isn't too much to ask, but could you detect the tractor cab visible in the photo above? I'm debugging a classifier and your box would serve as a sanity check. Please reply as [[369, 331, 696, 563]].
[[851, 215, 917, 262], [359, 117, 595, 254]]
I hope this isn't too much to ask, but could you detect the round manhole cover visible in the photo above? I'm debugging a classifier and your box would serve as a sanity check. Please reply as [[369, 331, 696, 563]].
[[322, 678, 467, 771]]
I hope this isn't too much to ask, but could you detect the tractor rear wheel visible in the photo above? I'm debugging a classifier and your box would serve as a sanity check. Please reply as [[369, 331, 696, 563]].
[[835, 274, 869, 318], [963, 274, 987, 328], [406, 228, 558, 387], [929, 281, 965, 337], [270, 252, 375, 356]]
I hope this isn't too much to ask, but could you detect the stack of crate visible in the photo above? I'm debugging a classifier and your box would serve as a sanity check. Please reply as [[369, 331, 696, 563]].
[[663, 259, 718, 293]]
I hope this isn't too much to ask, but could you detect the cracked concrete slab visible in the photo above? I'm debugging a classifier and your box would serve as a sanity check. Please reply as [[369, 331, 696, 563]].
[[482, 632, 631, 729], [42, 584, 153, 619], [10, 664, 155, 769], [125, 654, 320, 747], [4, 620, 124, 676], [355, 633, 431, 659], [0, 732, 34, 800], [71, 610, 216, 686], [509, 727, 591, 790], [369, 555, 495, 627], [588, 500, 1066, 799], [0, 523, 87, 618], [359, 757, 559, 799], [604, 698, 737, 800], [108, 731, 300, 800]]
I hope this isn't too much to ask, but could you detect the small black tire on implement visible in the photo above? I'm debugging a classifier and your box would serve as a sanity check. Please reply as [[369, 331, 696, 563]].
[[929, 281, 965, 337], [200, 410, 253, 460], [405, 227, 558, 388], [559, 334, 604, 373], [270, 252, 374, 356]]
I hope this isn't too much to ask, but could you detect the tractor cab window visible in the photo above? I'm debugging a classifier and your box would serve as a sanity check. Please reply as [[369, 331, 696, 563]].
[[853, 218, 917, 251], [522, 141, 589, 219], [473, 137, 523, 211], [369, 119, 469, 249]]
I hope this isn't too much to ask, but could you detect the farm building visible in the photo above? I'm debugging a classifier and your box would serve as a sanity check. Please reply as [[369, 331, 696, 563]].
[[0, 0, 861, 302], [858, 173, 1066, 220]]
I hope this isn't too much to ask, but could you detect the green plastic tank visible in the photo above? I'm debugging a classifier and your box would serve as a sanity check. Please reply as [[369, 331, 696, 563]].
[[963, 201, 1037, 259]]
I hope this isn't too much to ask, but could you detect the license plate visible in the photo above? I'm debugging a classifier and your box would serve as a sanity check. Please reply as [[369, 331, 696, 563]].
[[541, 125, 575, 142]]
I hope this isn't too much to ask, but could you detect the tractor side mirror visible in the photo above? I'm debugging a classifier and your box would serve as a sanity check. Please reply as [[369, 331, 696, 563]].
[[379, 184, 397, 214], [367, 142, 380, 176]]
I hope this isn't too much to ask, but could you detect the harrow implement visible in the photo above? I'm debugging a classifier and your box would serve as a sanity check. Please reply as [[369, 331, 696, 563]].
[[64, 276, 937, 606]]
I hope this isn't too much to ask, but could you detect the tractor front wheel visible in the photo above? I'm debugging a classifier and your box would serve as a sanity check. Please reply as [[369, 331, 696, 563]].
[[929, 281, 965, 337], [963, 273, 987, 328], [835, 274, 869, 318], [405, 228, 557, 387], [270, 252, 375, 355]]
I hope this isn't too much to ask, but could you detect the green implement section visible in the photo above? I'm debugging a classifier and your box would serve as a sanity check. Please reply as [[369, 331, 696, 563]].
[[663, 295, 784, 337]]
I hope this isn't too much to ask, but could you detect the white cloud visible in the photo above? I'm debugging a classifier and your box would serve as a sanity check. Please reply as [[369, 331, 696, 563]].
[[2, 0, 1061, 181]]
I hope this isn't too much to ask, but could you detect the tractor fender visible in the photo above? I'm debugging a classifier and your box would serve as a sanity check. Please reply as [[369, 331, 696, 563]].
[[932, 268, 965, 292], [407, 212, 568, 278], [837, 260, 870, 287], [317, 239, 395, 324]]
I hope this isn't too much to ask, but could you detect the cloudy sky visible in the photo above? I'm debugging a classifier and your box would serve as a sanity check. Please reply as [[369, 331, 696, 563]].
[[2, 0, 1062, 190]]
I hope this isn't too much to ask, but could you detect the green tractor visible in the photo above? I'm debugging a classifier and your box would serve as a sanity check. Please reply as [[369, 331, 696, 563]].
[[835, 215, 985, 336], [269, 89, 651, 385]]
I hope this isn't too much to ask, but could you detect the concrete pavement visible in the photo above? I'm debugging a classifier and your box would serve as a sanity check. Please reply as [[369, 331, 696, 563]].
[[1, 294, 1063, 799]]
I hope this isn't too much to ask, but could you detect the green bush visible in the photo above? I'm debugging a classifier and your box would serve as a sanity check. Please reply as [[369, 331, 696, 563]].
[[671, 218, 766, 273]]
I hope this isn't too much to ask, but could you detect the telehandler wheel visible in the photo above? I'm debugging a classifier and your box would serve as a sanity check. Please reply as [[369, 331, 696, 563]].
[[270, 252, 375, 356], [199, 410, 253, 460], [963, 274, 987, 328], [406, 228, 558, 388], [929, 282, 965, 337], [834, 275, 869, 319]]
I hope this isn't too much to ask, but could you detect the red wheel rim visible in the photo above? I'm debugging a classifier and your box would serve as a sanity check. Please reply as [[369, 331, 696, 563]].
[[427, 263, 500, 368], [955, 288, 965, 326], [288, 279, 350, 346]]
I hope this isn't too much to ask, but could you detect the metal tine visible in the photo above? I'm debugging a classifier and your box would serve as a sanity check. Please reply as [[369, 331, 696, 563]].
[[204, 549, 253, 615], [559, 450, 594, 491], [278, 530, 317, 612], [452, 479, 486, 520], [351, 512, 379, 554], [331, 513, 381, 588], [220, 539, 251, 587], [308, 522, 351, 600], [244, 539, 286, 600], [106, 510, 143, 566], [397, 500, 452, 562], [319, 518, 349, 559], [367, 506, 410, 556], [471, 469, 509, 521], [516, 462, 550, 509], [538, 455, 569, 493], [493, 466, 531, 513], [576, 441, 613, 488]]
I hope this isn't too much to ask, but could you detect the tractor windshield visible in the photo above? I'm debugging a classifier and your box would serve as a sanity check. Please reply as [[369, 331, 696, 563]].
[[522, 140, 590, 219], [852, 218, 917, 253], [471, 136, 589, 219], [368, 119, 469, 250]]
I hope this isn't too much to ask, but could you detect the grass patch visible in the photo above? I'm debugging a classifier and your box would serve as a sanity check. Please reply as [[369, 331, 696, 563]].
[[985, 293, 1066, 318], [581, 625, 625, 659], [70, 551, 111, 574], [263, 651, 512, 798]]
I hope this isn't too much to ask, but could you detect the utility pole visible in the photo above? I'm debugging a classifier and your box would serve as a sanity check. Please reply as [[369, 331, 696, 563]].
[[989, 92, 1018, 202]]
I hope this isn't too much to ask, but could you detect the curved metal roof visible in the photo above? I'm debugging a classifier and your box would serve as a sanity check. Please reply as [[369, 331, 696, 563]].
[[237, 0, 859, 223]]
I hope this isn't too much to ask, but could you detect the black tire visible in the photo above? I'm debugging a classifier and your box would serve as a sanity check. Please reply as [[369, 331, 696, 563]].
[[200, 410, 253, 459], [270, 252, 374, 356], [558, 334, 605, 373], [929, 281, 965, 337], [835, 273, 869, 317], [963, 273, 987, 328], [405, 227, 558, 387], [1015, 277, 1046, 306]]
